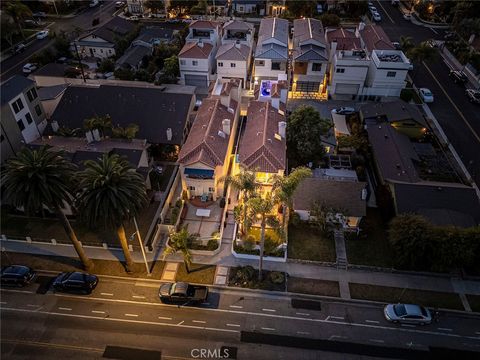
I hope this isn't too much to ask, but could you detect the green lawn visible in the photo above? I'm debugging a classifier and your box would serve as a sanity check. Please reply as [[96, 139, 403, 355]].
[[349, 283, 464, 310], [175, 263, 216, 284], [345, 208, 395, 268], [466, 295, 480, 313], [287, 224, 336, 262], [246, 226, 282, 243], [287, 277, 340, 297]]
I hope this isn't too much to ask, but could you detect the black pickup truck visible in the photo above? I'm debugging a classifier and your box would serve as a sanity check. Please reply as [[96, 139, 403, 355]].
[[159, 282, 208, 304]]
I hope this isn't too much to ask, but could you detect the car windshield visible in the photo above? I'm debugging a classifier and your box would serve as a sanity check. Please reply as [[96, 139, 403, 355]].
[[423, 90, 432, 96], [393, 304, 407, 316], [420, 307, 428, 316]]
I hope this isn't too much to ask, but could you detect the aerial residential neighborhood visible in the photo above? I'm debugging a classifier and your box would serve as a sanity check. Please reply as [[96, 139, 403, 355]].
[[1, 1, 480, 359]]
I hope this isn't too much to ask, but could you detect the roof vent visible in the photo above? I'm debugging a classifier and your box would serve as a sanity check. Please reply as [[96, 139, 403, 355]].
[[166, 127, 173, 141], [227, 107, 235, 114], [218, 130, 226, 138]]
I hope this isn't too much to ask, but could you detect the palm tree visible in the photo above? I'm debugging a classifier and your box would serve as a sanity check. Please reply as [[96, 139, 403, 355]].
[[408, 41, 438, 79], [1, 146, 93, 271], [163, 227, 194, 273], [76, 154, 147, 272], [272, 167, 312, 232], [5, 1, 32, 40], [83, 115, 112, 138], [247, 193, 277, 281], [221, 169, 259, 235], [399, 36, 414, 54]]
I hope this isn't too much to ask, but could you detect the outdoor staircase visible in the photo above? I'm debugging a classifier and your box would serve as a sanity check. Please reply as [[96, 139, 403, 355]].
[[334, 229, 348, 270]]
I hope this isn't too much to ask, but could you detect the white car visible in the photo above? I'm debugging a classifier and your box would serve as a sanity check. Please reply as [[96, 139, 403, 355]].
[[419, 88, 434, 103], [384, 304, 432, 325], [22, 63, 37, 74], [372, 12, 382, 22], [36, 30, 49, 39], [331, 107, 356, 115], [403, 12, 412, 21], [115, 1, 125, 8]]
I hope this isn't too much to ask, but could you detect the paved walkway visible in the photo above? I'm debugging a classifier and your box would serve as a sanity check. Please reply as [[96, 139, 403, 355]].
[[334, 229, 347, 270]]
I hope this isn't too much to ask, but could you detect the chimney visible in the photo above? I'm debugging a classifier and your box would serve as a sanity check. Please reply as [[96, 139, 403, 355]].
[[235, 40, 241, 49], [198, 40, 204, 48], [166, 127, 173, 141], [222, 119, 231, 135], [358, 22, 365, 31], [51, 120, 59, 132], [85, 130, 94, 143], [278, 121, 286, 138]]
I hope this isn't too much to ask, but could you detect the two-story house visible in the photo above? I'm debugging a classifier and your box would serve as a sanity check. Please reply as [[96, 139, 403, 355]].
[[216, 20, 255, 88], [232, 0, 266, 15], [1, 76, 47, 164], [178, 79, 241, 200], [127, 0, 144, 15], [254, 17, 289, 82], [292, 18, 329, 98], [179, 20, 221, 88]]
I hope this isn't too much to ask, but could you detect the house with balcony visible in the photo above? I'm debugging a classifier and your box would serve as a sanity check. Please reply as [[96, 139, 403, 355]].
[[291, 18, 328, 98], [254, 17, 289, 82], [177, 79, 241, 201], [179, 20, 221, 88], [232, 0, 265, 15], [216, 20, 255, 88]]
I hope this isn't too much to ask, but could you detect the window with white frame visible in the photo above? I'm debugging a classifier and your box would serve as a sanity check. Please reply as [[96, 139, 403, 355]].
[[336, 68, 345, 73], [189, 186, 196, 191], [208, 187, 214, 192], [17, 119, 25, 131], [11, 98, 24, 114], [26, 88, 38, 102], [180, 59, 186, 65], [230, 63, 236, 68], [218, 62, 223, 67], [192, 60, 198, 66], [35, 104, 42, 116]]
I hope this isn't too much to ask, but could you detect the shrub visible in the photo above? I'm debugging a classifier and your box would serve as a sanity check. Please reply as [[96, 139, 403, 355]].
[[269, 271, 285, 284], [175, 199, 183, 208], [206, 239, 218, 251], [234, 266, 255, 283], [243, 235, 256, 251], [211, 230, 220, 239], [264, 235, 278, 254], [400, 89, 414, 103], [289, 212, 302, 227], [98, 58, 115, 73], [114, 67, 134, 81]]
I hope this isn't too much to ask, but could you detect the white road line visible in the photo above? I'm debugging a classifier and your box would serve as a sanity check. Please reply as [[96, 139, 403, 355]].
[[376, 0, 395, 24], [226, 323, 240, 327], [261, 327, 275, 331], [203, 302, 210, 306], [0, 289, 34, 294], [229, 305, 243, 309], [401, 324, 416, 328], [58, 307, 72, 311], [370, 339, 385, 343], [329, 335, 348, 340], [430, 27, 438, 34], [100, 293, 114, 296], [132, 295, 145, 299], [438, 328, 453, 331], [91, 310, 105, 314], [297, 331, 310, 335], [124, 313, 138, 317], [0, 301, 7, 305], [365, 320, 380, 324], [329, 316, 344, 320], [27, 304, 38, 307], [262, 308, 276, 312], [158, 316, 172, 320], [177, 321, 184, 326], [476, 332, 480, 335], [296, 312, 310, 316], [192, 320, 206, 324], [1, 307, 240, 334]]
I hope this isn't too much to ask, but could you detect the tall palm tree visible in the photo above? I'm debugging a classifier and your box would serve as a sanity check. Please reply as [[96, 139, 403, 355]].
[[1, 146, 93, 271], [272, 167, 312, 232], [221, 169, 259, 235], [76, 154, 147, 272], [399, 36, 414, 54], [5, 1, 32, 40], [247, 193, 276, 281], [408, 41, 437, 79], [163, 227, 194, 273]]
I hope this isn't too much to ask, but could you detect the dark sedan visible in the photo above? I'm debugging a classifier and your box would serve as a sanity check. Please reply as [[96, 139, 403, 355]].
[[53, 272, 98, 294], [1, 265, 36, 287]]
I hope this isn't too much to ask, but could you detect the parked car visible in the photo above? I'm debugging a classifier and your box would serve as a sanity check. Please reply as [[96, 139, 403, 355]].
[[53, 271, 98, 294], [392, 42, 401, 50], [332, 107, 356, 115], [384, 304, 432, 325], [466, 89, 480, 104], [368, 5, 377, 12], [372, 12, 382, 22], [1, 265, 36, 287], [403, 12, 412, 21], [89, 0, 99, 7], [22, 63, 37, 74], [419, 88, 434, 103], [36, 30, 49, 39], [115, 1, 125, 8], [32, 11, 47, 18], [425, 39, 438, 48], [159, 282, 208, 304], [25, 19, 40, 27], [12, 43, 26, 54], [449, 70, 468, 85], [129, 15, 139, 21]]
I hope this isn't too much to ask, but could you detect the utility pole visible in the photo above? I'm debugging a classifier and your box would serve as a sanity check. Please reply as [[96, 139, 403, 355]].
[[52, 0, 58, 15], [73, 42, 87, 83], [133, 216, 151, 276]]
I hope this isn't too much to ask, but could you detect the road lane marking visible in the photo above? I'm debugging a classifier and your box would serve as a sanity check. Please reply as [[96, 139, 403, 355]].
[[262, 308, 276, 312], [124, 313, 138, 317], [91, 310, 105, 314], [296, 312, 310, 316], [192, 320, 206, 323], [100, 293, 114, 296], [226, 323, 240, 327], [0, 289, 34, 294], [365, 320, 380, 324], [376, 0, 395, 24], [1, 307, 240, 334], [27, 304, 38, 307], [401, 324, 416, 328], [1, 339, 103, 353], [329, 335, 348, 340], [0, 301, 7, 304], [438, 328, 453, 331], [430, 27, 438, 34], [297, 331, 310, 335], [370, 339, 385, 343], [423, 61, 480, 144], [229, 305, 243, 309], [58, 307, 72, 311], [476, 332, 480, 335], [261, 327, 275, 331], [330, 316, 344, 320], [132, 295, 145, 299], [177, 321, 184, 325], [158, 316, 172, 320]]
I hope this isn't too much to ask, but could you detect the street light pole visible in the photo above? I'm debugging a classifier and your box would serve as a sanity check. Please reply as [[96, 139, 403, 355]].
[[133, 216, 151, 276], [73, 41, 87, 83]]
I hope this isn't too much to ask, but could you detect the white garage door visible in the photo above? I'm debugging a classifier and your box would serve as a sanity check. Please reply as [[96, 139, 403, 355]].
[[185, 74, 208, 88], [335, 83, 360, 95]]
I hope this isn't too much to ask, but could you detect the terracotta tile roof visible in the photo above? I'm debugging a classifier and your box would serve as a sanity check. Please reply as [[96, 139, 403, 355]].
[[178, 41, 214, 59], [271, 80, 287, 98], [326, 27, 361, 50], [293, 18, 325, 47], [238, 101, 286, 173], [360, 24, 394, 52], [216, 42, 251, 61], [223, 20, 254, 32], [220, 79, 242, 96], [190, 20, 220, 29], [178, 98, 237, 168]]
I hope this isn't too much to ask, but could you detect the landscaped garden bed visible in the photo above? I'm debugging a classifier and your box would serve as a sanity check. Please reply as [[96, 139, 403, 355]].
[[287, 224, 335, 262], [234, 226, 285, 258], [175, 263, 216, 284], [287, 277, 340, 297], [228, 265, 286, 291], [349, 283, 464, 310]]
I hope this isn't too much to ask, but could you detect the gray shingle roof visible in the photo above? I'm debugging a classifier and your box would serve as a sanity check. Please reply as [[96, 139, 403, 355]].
[[116, 45, 151, 69], [255, 17, 289, 59], [80, 16, 135, 44], [360, 101, 427, 128], [50, 84, 193, 145], [38, 84, 68, 101], [1, 75, 34, 106]]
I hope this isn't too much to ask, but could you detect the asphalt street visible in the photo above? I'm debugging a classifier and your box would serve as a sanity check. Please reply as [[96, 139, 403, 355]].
[[375, 1, 480, 185], [1, 272, 479, 359]]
